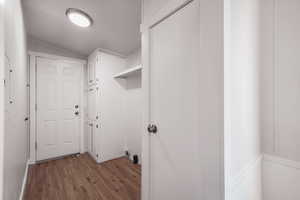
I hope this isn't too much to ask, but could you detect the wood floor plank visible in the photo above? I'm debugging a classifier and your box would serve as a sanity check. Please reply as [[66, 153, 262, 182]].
[[24, 154, 141, 200], [105, 162, 140, 200]]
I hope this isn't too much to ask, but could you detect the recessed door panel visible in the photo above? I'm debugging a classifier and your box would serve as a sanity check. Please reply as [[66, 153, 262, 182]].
[[37, 58, 60, 160], [44, 78, 58, 110], [43, 120, 58, 147]]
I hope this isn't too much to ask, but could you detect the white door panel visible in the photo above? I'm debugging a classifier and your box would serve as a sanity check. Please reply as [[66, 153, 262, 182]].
[[36, 57, 82, 161], [149, 1, 202, 199]]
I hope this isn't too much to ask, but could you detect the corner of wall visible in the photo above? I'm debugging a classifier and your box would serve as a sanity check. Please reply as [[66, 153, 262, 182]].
[[228, 156, 263, 200]]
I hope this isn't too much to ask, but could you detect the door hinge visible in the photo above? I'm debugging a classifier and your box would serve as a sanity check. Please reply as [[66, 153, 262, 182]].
[[35, 141, 37, 150]]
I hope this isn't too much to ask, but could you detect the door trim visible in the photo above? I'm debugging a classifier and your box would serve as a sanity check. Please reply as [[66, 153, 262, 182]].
[[28, 51, 87, 164], [141, 1, 199, 200], [0, 6, 4, 199]]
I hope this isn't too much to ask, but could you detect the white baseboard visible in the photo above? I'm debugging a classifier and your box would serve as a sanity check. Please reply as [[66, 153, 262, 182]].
[[263, 154, 300, 169], [28, 159, 35, 165], [19, 160, 30, 200], [227, 155, 263, 200]]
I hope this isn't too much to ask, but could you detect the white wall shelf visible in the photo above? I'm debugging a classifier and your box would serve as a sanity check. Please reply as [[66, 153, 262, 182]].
[[113, 65, 142, 79]]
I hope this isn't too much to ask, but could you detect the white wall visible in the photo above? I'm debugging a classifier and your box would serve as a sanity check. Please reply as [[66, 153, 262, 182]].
[[198, 2, 224, 198], [224, 0, 263, 199], [261, 0, 300, 199], [260, 0, 275, 157], [123, 49, 142, 162], [126, 49, 141, 67], [3, 0, 28, 199], [262, 0, 300, 162], [95, 52, 127, 162], [142, 0, 172, 23], [27, 36, 86, 60]]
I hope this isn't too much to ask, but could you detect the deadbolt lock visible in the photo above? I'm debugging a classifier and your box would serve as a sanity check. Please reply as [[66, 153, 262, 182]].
[[147, 124, 158, 134]]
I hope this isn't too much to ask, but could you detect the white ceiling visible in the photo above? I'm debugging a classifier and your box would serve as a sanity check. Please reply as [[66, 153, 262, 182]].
[[22, 0, 141, 57]]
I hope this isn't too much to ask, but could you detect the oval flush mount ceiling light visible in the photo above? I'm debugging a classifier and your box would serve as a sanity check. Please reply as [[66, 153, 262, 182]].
[[66, 8, 93, 28]]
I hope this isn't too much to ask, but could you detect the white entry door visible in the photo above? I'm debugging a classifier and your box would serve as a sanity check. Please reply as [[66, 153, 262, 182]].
[[36, 57, 82, 161], [148, 1, 202, 199]]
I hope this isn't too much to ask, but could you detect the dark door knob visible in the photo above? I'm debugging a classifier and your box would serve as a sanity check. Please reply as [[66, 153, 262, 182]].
[[75, 105, 79, 109], [75, 111, 79, 116], [147, 124, 158, 134]]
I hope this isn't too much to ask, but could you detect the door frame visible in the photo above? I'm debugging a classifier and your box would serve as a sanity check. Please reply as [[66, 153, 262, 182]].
[[141, 1, 198, 199], [28, 51, 87, 164], [0, 5, 4, 199], [141, 0, 225, 200]]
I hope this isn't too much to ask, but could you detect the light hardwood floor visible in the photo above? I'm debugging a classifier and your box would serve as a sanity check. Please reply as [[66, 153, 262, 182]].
[[24, 153, 141, 200]]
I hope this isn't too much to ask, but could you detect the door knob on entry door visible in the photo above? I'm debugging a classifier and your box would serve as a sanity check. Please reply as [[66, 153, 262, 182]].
[[147, 124, 158, 134], [75, 111, 79, 116]]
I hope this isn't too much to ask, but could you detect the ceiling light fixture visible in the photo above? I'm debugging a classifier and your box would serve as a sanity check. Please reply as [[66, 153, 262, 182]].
[[66, 8, 93, 28]]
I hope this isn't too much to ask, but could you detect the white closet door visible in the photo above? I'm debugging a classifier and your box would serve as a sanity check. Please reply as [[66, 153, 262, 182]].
[[36, 57, 81, 161], [148, 1, 202, 199]]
